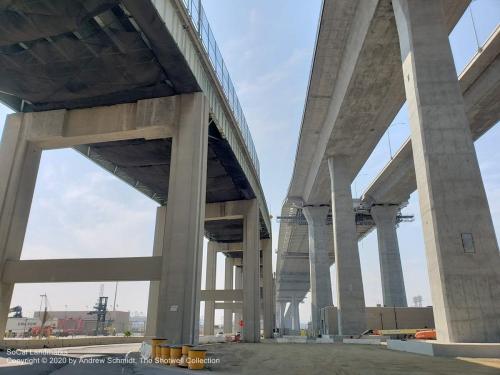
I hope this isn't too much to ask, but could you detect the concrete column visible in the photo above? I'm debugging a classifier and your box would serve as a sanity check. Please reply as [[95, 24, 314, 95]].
[[328, 157, 366, 336], [393, 0, 500, 343], [262, 238, 274, 338], [291, 295, 301, 331], [277, 301, 286, 333], [283, 303, 292, 329], [242, 199, 260, 342], [203, 241, 217, 336], [146, 206, 167, 336], [0, 114, 41, 339], [154, 93, 209, 345], [223, 256, 234, 334], [233, 265, 243, 332], [371, 205, 407, 307], [302, 206, 333, 337]]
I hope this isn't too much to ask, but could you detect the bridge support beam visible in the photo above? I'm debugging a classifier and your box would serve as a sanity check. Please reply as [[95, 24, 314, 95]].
[[328, 157, 366, 336], [262, 238, 274, 338], [242, 199, 260, 342], [302, 205, 333, 336], [0, 114, 41, 339], [223, 256, 234, 334], [394, 0, 500, 343], [233, 265, 243, 332], [154, 93, 209, 345], [291, 295, 301, 332], [371, 205, 407, 307], [204, 241, 217, 336], [146, 208, 164, 336], [277, 301, 286, 333]]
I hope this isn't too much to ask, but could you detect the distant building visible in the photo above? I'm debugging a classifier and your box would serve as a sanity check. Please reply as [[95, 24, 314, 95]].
[[6, 317, 39, 337], [34, 310, 130, 335], [129, 315, 146, 333]]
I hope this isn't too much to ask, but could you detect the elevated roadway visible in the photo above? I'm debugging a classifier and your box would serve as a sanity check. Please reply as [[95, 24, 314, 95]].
[[276, 1, 500, 329], [0, 0, 272, 344]]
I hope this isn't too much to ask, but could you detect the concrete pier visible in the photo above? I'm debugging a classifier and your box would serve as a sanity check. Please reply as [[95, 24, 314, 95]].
[[371, 204, 407, 307], [302, 205, 333, 336], [242, 199, 261, 342], [224, 256, 234, 334], [145, 207, 167, 336], [328, 157, 366, 336], [0, 114, 42, 339], [262, 238, 274, 338], [277, 301, 286, 333], [204, 241, 217, 336], [393, 0, 500, 342], [291, 295, 301, 332], [234, 266, 243, 333], [154, 93, 209, 345]]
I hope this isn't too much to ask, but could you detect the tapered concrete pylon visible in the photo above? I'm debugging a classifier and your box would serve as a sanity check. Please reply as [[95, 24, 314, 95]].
[[154, 93, 209, 345], [371, 205, 407, 307], [302, 205, 333, 336], [393, 0, 500, 342], [262, 238, 274, 338], [328, 156, 366, 336], [204, 241, 217, 336], [242, 199, 260, 342], [0, 114, 42, 339], [233, 266, 243, 333], [223, 256, 234, 334]]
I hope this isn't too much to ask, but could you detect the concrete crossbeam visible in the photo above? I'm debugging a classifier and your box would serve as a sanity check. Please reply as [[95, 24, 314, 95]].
[[205, 201, 247, 221], [2, 257, 162, 283], [200, 289, 243, 302], [215, 302, 242, 311], [24, 97, 178, 149]]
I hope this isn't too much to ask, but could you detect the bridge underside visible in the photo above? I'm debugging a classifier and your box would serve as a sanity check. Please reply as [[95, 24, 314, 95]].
[[0, 0, 269, 242], [0, 0, 199, 111]]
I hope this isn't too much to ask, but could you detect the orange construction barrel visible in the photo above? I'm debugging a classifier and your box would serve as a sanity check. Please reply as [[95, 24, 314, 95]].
[[188, 348, 207, 370], [159, 344, 171, 365], [182, 344, 193, 355], [170, 345, 182, 366], [151, 338, 166, 360]]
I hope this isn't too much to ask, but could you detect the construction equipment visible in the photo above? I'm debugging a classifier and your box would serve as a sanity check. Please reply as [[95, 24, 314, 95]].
[[8, 306, 22, 318], [88, 296, 109, 336]]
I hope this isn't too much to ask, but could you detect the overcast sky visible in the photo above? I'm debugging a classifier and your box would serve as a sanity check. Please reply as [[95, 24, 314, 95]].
[[1, 0, 499, 326]]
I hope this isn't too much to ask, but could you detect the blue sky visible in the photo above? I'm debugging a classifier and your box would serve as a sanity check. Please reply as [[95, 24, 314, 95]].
[[1, 0, 499, 325]]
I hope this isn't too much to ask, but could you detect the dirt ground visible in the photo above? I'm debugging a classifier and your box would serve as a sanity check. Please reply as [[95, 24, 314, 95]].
[[200, 342, 500, 375]]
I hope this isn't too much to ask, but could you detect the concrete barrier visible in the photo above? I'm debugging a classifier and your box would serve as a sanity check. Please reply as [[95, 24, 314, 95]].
[[387, 339, 500, 358], [343, 338, 384, 345], [1, 336, 145, 349]]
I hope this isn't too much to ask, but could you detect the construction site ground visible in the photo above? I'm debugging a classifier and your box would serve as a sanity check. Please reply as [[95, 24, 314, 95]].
[[0, 342, 499, 374]]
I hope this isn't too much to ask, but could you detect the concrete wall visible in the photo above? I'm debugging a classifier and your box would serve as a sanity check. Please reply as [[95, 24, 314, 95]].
[[0, 335, 144, 349], [321, 306, 434, 335]]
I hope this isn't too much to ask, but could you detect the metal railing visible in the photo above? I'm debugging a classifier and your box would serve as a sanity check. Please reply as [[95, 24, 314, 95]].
[[181, 0, 260, 175]]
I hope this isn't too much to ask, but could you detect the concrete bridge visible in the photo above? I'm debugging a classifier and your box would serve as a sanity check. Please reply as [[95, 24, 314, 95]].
[[276, 0, 500, 343], [0, 0, 273, 344]]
